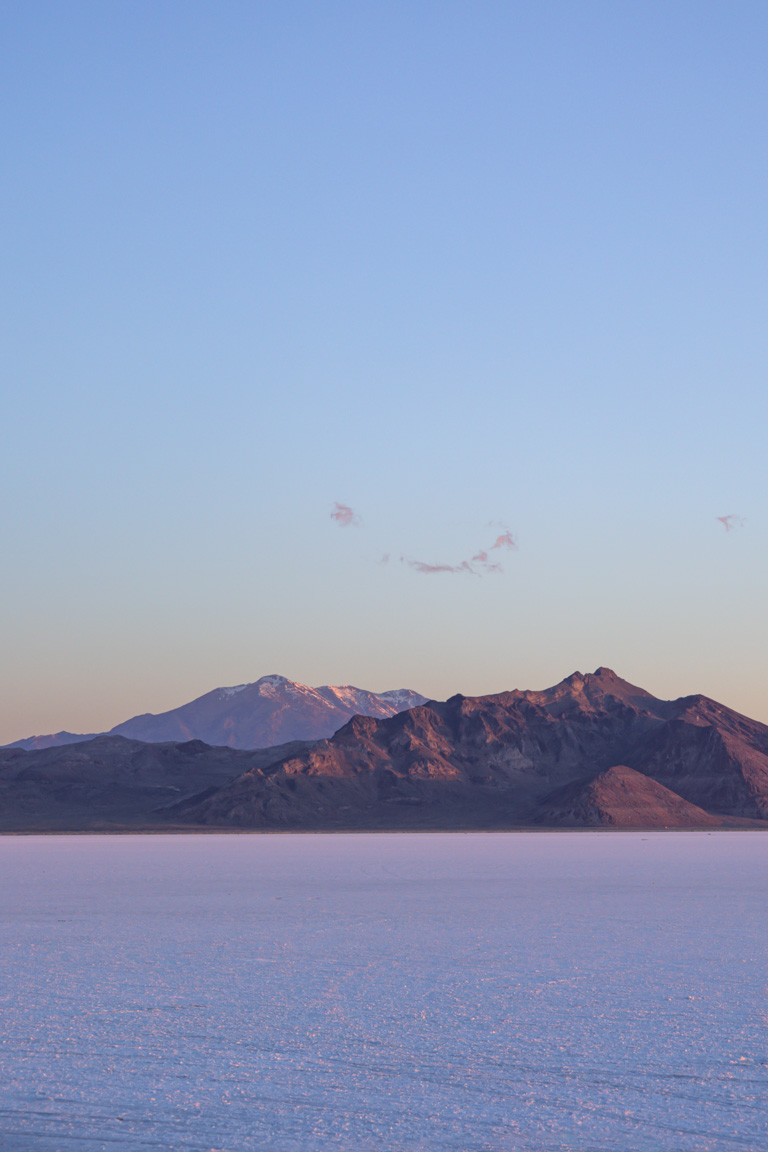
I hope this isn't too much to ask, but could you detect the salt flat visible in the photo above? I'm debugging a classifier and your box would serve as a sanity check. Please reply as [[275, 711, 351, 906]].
[[0, 832, 766, 1151]]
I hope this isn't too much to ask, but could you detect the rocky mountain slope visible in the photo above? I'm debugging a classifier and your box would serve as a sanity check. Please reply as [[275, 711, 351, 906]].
[[169, 667, 768, 830], [536, 765, 722, 828], [4, 676, 427, 751], [2, 668, 767, 831]]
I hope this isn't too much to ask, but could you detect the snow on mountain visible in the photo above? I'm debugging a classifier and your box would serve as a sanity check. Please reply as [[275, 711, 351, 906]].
[[4, 677, 428, 751]]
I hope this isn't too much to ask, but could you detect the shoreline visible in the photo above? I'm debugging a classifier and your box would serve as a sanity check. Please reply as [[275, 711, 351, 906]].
[[2, 822, 767, 836]]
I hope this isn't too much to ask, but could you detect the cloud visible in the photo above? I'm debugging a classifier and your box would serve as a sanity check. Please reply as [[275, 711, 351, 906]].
[[407, 559, 477, 575], [330, 502, 360, 527], [717, 514, 745, 532], [490, 530, 516, 550], [407, 526, 516, 576], [328, 504, 517, 576], [470, 549, 503, 574]]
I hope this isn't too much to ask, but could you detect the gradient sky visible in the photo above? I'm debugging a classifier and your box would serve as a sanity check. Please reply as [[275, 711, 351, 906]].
[[2, 1, 767, 743]]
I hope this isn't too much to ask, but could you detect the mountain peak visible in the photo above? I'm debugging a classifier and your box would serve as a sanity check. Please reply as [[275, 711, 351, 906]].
[[520, 667, 670, 720], [218, 683, 251, 699], [104, 676, 426, 749], [560, 668, 619, 689]]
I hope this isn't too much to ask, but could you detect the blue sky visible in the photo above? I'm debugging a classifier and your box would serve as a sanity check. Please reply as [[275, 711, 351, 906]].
[[2, 1, 767, 741]]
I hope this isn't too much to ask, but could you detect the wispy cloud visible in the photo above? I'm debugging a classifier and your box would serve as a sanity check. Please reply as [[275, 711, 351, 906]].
[[406, 525, 517, 576], [330, 502, 360, 527], [407, 559, 478, 576], [328, 504, 518, 576], [490, 530, 516, 550], [717, 514, 745, 532]]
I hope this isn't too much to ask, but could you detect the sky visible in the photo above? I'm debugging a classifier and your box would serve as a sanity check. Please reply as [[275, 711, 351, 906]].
[[1, 1, 767, 742]]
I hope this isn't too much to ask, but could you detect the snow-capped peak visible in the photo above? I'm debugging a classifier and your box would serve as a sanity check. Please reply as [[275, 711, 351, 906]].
[[219, 684, 250, 699], [379, 688, 426, 707], [254, 674, 310, 699]]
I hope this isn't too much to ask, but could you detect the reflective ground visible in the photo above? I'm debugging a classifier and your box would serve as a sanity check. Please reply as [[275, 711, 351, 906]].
[[0, 831, 766, 1150]]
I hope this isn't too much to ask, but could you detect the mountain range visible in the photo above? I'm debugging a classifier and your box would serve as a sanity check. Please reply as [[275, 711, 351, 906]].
[[4, 676, 428, 751], [2, 667, 767, 832]]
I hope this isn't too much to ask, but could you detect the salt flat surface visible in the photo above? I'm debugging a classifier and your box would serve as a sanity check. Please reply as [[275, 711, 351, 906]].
[[0, 832, 767, 1151]]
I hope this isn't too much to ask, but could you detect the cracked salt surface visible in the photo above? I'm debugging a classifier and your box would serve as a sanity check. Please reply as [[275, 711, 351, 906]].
[[0, 832, 766, 1151]]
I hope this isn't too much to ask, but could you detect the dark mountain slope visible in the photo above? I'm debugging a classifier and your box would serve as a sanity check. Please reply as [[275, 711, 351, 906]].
[[536, 765, 722, 828], [616, 692, 768, 818], [5, 730, 101, 752], [0, 736, 310, 830]]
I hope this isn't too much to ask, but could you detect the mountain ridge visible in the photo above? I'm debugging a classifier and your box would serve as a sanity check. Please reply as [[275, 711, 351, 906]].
[[169, 667, 768, 829], [3, 675, 428, 751], [3, 667, 767, 832]]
